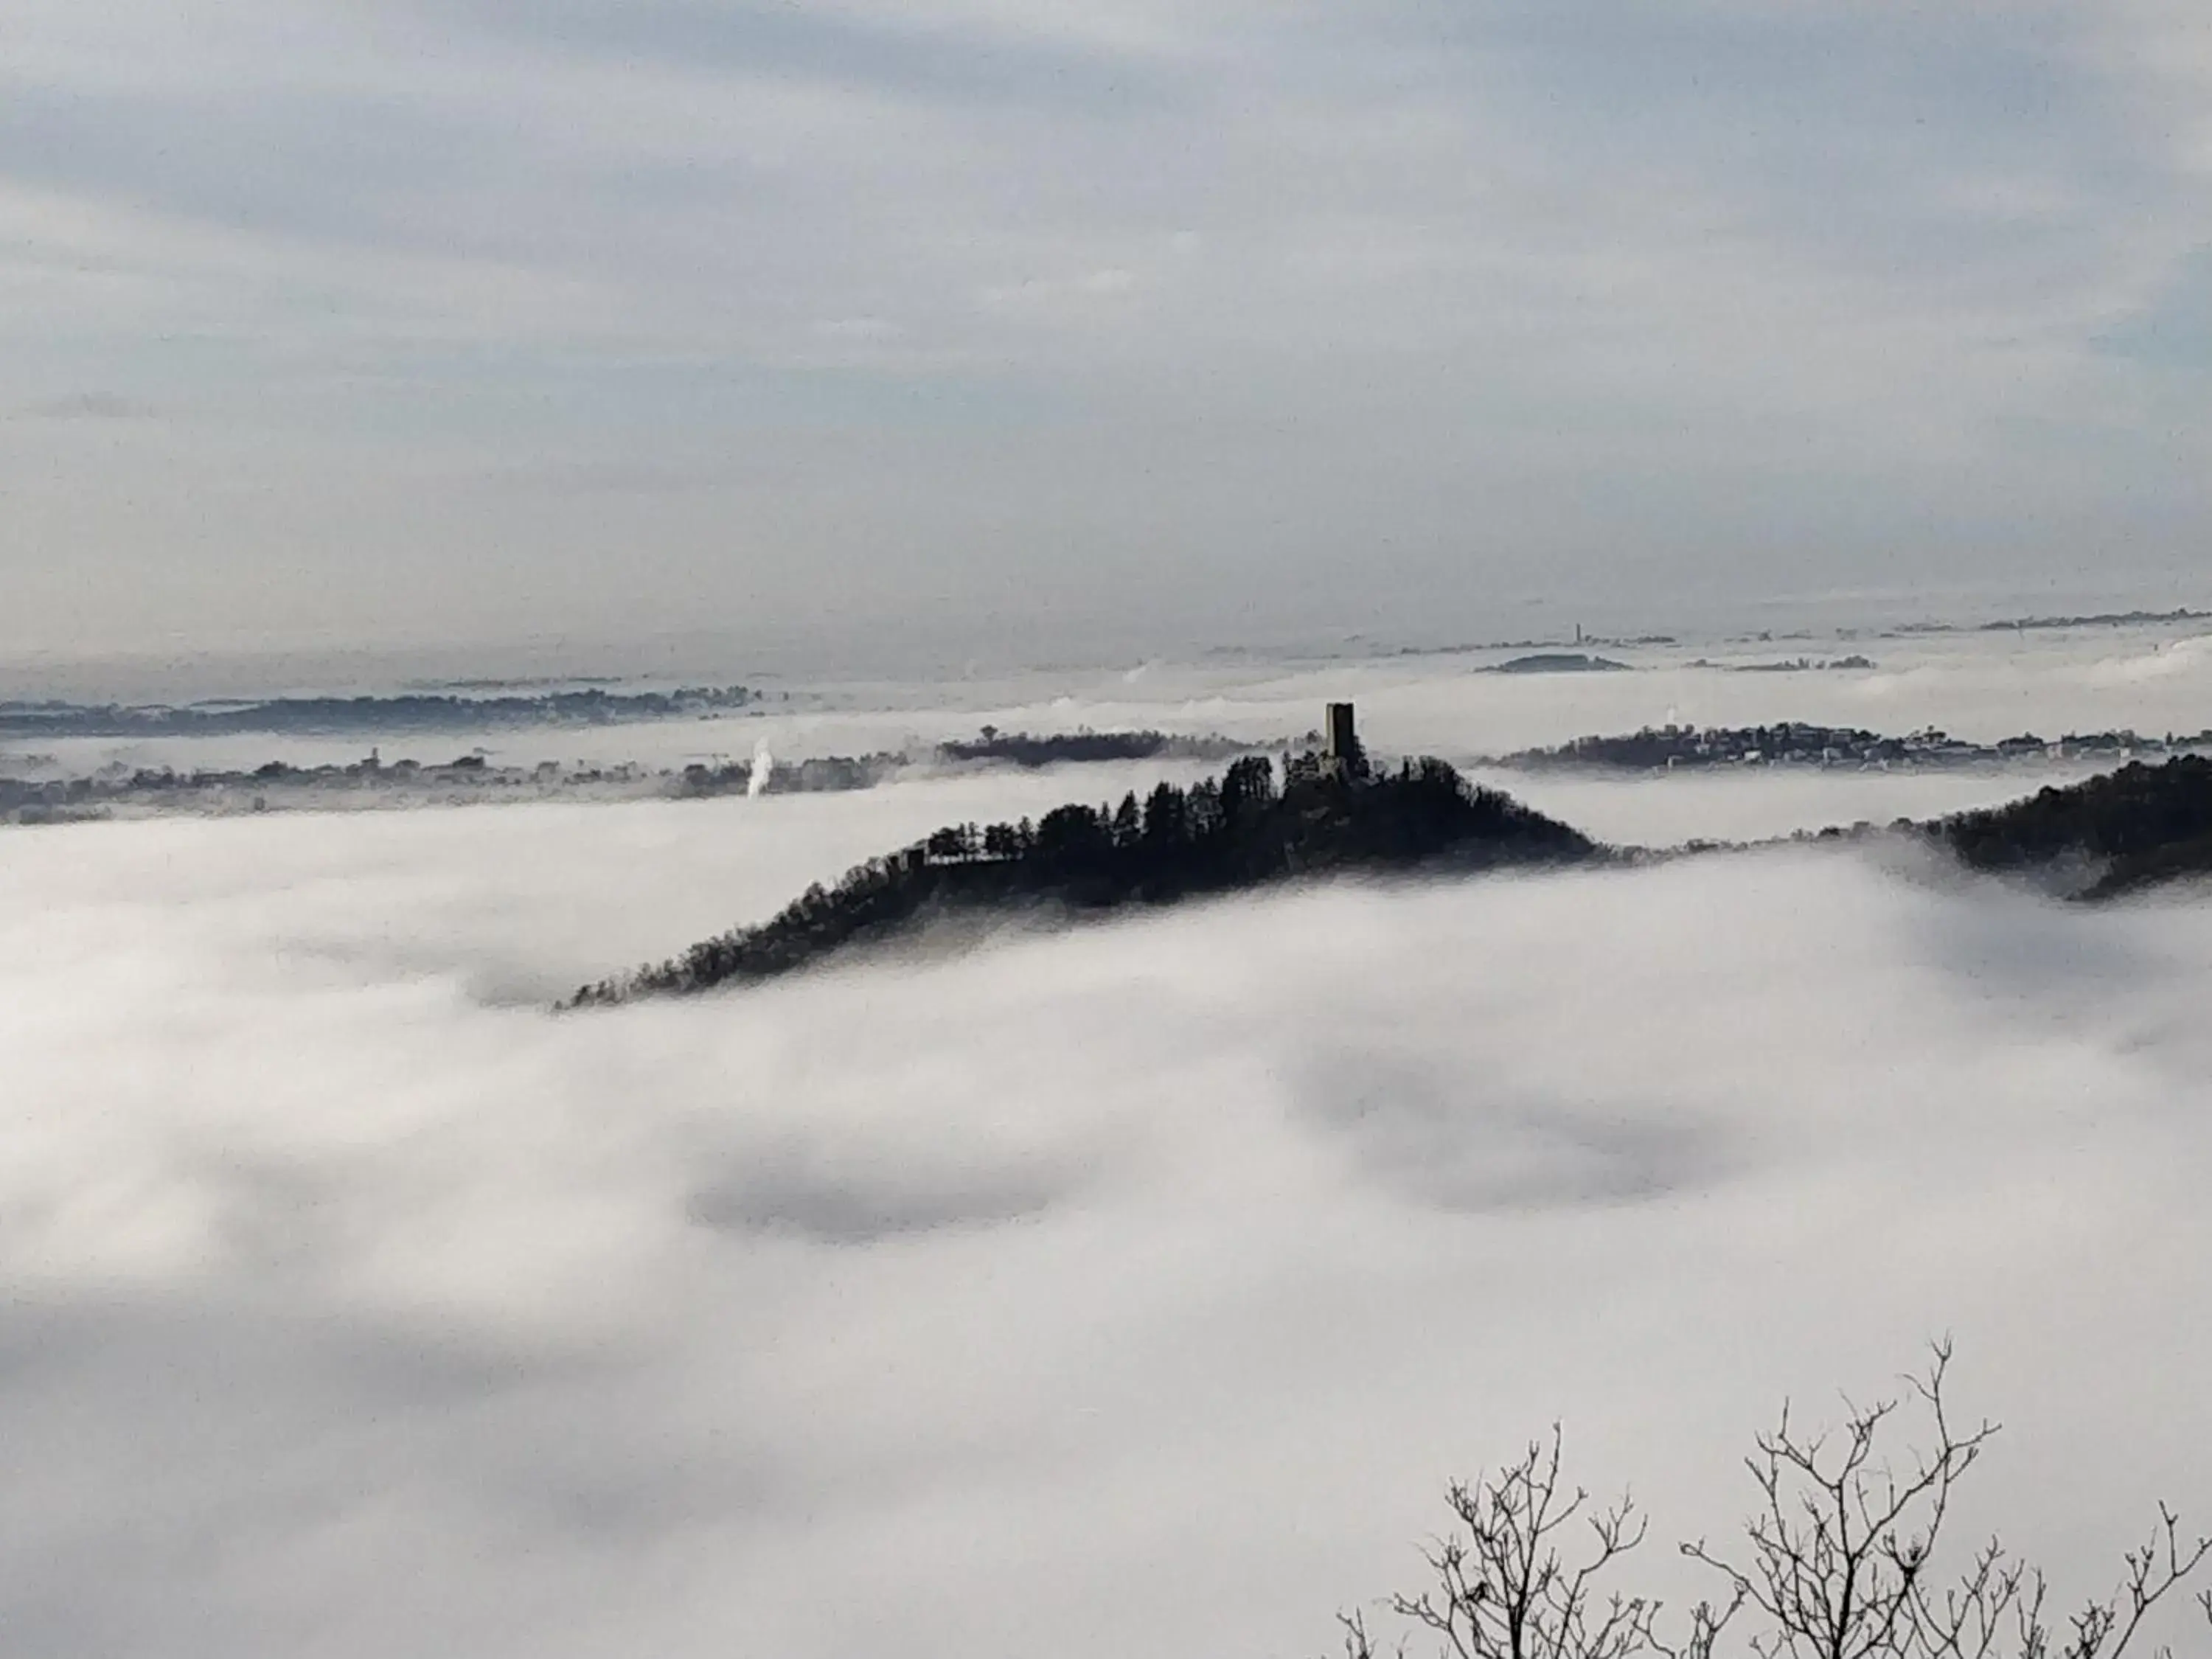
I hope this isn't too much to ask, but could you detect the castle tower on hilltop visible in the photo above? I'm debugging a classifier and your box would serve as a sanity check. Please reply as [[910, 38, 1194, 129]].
[[1324, 702, 1360, 773]]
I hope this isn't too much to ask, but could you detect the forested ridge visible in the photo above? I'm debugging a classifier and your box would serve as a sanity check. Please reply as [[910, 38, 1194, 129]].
[[562, 750, 2212, 1008], [563, 751, 1595, 1005], [1935, 754, 2212, 898]]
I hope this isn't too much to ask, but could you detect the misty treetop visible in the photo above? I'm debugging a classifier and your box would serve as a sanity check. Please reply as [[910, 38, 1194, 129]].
[[563, 750, 1596, 1006], [1935, 754, 2212, 899], [1749, 755, 2212, 903]]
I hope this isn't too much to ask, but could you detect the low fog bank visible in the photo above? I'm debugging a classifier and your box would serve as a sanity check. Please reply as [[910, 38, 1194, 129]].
[[4, 794, 2211, 1656], [1472, 763, 2128, 849], [16, 626, 2212, 790], [0, 765, 1238, 1005]]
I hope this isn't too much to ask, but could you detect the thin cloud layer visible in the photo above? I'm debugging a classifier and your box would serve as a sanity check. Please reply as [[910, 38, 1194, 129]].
[[2, 771, 2210, 1655]]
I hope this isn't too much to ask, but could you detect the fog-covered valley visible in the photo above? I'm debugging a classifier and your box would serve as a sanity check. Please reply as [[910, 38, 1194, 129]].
[[4, 632, 2212, 1655], [18, 0, 2212, 1638], [14, 623, 2212, 785]]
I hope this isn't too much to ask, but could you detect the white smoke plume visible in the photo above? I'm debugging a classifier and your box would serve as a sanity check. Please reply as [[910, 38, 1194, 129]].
[[748, 738, 776, 799]]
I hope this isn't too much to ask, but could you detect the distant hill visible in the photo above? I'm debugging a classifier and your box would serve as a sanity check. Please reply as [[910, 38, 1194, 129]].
[[1934, 756, 2212, 899], [1498, 722, 2209, 773], [563, 751, 1597, 1005], [1491, 653, 1630, 674], [0, 686, 754, 739], [565, 742, 2212, 1010], [933, 728, 1249, 768]]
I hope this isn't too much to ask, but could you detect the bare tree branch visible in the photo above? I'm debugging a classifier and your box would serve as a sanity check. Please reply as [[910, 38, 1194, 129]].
[[1330, 1346, 2211, 1659]]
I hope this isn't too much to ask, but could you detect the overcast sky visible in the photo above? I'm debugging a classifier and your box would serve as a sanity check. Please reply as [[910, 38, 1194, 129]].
[[4, 1, 2210, 669]]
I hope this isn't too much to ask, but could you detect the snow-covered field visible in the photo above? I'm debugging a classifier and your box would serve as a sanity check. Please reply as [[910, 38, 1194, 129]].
[[4, 633, 2211, 1655]]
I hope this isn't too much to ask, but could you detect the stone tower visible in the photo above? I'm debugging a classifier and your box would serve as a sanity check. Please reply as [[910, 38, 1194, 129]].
[[1324, 702, 1358, 769]]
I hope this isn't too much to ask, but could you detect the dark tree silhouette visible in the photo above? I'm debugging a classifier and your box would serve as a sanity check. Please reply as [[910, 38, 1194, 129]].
[[1935, 757, 2212, 897], [1333, 1428, 1678, 1659], [562, 749, 1596, 1006], [1330, 1346, 2211, 1659], [933, 728, 1247, 767]]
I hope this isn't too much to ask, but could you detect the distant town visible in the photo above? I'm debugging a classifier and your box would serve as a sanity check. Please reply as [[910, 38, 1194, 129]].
[[1495, 721, 2212, 773], [1, 728, 1253, 827]]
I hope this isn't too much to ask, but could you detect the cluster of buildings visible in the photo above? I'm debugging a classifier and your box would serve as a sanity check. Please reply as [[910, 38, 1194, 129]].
[[1502, 722, 2212, 773]]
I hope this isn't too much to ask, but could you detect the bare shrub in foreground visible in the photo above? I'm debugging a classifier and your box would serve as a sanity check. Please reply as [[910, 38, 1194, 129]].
[[1332, 1344, 2211, 1659]]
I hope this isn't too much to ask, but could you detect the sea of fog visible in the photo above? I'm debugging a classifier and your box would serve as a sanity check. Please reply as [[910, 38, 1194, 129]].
[[4, 630, 2212, 1655]]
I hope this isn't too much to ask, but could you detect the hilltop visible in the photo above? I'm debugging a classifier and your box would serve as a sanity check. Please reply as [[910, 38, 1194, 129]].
[[563, 745, 1596, 1006], [1933, 755, 2212, 899], [562, 728, 2212, 1009]]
